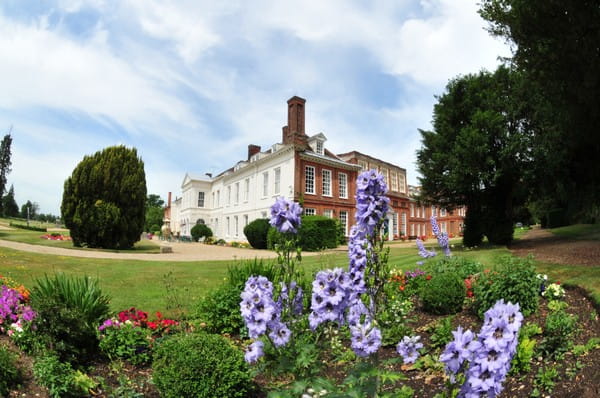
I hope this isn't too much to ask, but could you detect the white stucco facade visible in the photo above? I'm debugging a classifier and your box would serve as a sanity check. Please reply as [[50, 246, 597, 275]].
[[168, 144, 296, 241]]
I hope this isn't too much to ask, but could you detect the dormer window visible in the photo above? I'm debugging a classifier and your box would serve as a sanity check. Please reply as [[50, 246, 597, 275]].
[[316, 141, 324, 155]]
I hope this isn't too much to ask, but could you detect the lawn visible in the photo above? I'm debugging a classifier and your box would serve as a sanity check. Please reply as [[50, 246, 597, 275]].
[[1, 237, 598, 317], [550, 223, 600, 240], [0, 226, 160, 253]]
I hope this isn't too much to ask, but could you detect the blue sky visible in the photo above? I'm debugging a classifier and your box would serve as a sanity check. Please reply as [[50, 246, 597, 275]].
[[0, 0, 510, 215]]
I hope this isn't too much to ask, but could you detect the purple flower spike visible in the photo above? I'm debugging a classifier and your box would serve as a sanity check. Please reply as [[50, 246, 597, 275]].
[[396, 335, 423, 364], [270, 197, 303, 234]]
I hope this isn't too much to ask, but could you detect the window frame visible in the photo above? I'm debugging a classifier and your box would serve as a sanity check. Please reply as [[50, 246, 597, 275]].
[[338, 172, 348, 199], [305, 166, 315, 194], [322, 169, 332, 197]]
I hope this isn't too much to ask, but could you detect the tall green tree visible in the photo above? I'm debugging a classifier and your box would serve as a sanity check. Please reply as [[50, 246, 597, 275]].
[[417, 66, 536, 245], [145, 194, 165, 232], [479, 0, 600, 223], [20, 200, 39, 219], [2, 184, 19, 217], [61, 145, 147, 249], [0, 133, 13, 215]]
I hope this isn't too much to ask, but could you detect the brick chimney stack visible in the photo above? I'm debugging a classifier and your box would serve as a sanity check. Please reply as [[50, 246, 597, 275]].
[[283, 96, 308, 148], [247, 144, 261, 160]]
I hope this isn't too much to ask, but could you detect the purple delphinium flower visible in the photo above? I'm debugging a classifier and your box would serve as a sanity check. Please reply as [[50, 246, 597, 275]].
[[244, 340, 264, 363], [309, 268, 351, 330], [396, 335, 423, 364], [442, 300, 523, 397], [439, 327, 480, 377], [268, 322, 292, 347], [355, 170, 390, 238], [0, 286, 22, 322], [430, 216, 451, 256], [270, 197, 303, 234], [241, 276, 286, 340], [350, 320, 382, 357], [416, 238, 437, 258]]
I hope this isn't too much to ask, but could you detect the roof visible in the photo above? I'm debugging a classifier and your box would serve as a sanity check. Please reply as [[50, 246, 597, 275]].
[[337, 150, 407, 172], [299, 150, 362, 170]]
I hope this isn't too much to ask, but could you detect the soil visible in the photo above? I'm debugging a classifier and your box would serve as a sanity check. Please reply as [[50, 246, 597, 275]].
[[2, 228, 599, 397]]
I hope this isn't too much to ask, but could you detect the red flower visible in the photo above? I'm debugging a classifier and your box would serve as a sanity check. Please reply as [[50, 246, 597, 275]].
[[156, 311, 163, 319], [426, 275, 432, 280], [147, 321, 158, 330]]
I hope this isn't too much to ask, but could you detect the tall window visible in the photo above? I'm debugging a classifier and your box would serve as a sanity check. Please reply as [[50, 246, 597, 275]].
[[410, 223, 415, 236], [234, 215, 239, 236], [401, 213, 407, 236], [226, 217, 230, 236], [440, 208, 447, 217], [339, 173, 348, 199], [274, 167, 281, 194], [339, 211, 348, 235], [243, 214, 248, 228], [216, 190, 220, 207], [227, 186, 231, 205], [305, 166, 315, 194], [197, 192, 205, 207], [393, 213, 399, 236], [304, 208, 316, 216], [391, 171, 398, 192], [382, 169, 390, 188], [410, 203, 415, 217], [244, 178, 249, 201], [263, 172, 269, 197], [234, 182, 239, 205], [398, 173, 406, 193], [431, 205, 437, 217], [215, 218, 219, 235], [323, 209, 333, 218], [211, 192, 215, 207], [322, 169, 332, 196]]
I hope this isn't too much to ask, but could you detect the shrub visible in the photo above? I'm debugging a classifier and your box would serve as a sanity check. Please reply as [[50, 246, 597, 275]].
[[243, 218, 270, 249], [420, 272, 465, 315], [30, 274, 111, 364], [425, 256, 483, 280], [191, 224, 213, 242], [226, 258, 280, 289], [61, 145, 146, 249], [195, 283, 245, 335], [540, 310, 578, 359], [32, 354, 95, 398], [472, 256, 540, 318], [0, 343, 22, 397], [268, 215, 339, 251], [8, 222, 47, 232], [98, 323, 152, 365], [152, 332, 253, 398]]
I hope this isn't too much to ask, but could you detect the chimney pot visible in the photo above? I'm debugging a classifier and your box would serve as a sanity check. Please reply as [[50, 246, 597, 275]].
[[247, 144, 261, 160]]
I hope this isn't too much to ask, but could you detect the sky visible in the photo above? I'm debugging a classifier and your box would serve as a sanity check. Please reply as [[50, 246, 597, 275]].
[[0, 0, 510, 215]]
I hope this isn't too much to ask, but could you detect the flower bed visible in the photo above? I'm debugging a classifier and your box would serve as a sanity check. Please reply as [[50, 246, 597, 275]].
[[40, 233, 71, 241]]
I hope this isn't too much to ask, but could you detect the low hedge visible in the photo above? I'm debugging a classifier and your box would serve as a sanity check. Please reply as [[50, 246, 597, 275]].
[[9, 222, 47, 232], [268, 215, 338, 251]]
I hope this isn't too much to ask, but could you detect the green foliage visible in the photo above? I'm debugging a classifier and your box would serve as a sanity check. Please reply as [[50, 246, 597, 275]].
[[269, 215, 339, 251], [530, 365, 559, 398], [30, 273, 111, 364], [540, 309, 578, 359], [510, 336, 536, 375], [572, 337, 600, 356], [33, 354, 86, 398], [20, 200, 39, 220], [144, 194, 164, 232], [2, 184, 19, 217], [472, 256, 540, 318], [152, 332, 253, 398], [426, 316, 455, 349], [479, 0, 600, 223], [426, 256, 483, 280], [379, 296, 414, 346], [416, 66, 533, 245], [420, 272, 465, 315], [61, 145, 147, 249], [0, 343, 22, 397], [243, 218, 270, 249], [0, 133, 13, 216], [191, 223, 213, 242], [8, 222, 47, 232], [195, 283, 245, 335], [98, 323, 152, 365], [226, 258, 280, 289]]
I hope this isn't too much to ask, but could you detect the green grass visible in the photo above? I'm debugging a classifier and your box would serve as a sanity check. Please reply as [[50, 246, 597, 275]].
[[1, 229, 598, 319], [0, 228, 160, 253], [550, 224, 600, 240]]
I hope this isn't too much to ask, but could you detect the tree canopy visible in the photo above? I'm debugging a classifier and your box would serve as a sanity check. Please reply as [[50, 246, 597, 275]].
[[0, 133, 13, 215], [2, 184, 19, 217], [417, 66, 536, 245], [145, 194, 165, 232], [61, 145, 147, 249], [479, 0, 600, 223]]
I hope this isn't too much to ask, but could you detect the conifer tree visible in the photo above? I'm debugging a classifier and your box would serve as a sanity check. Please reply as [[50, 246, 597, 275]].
[[2, 184, 19, 217], [0, 133, 13, 215], [61, 145, 147, 249]]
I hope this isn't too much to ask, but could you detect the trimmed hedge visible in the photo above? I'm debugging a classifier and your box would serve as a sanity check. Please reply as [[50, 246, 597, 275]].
[[243, 218, 270, 249], [191, 224, 213, 242], [9, 222, 47, 232], [268, 215, 338, 251], [152, 332, 253, 398]]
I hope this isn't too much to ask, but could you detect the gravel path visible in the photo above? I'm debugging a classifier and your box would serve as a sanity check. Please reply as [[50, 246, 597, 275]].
[[0, 237, 285, 262]]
